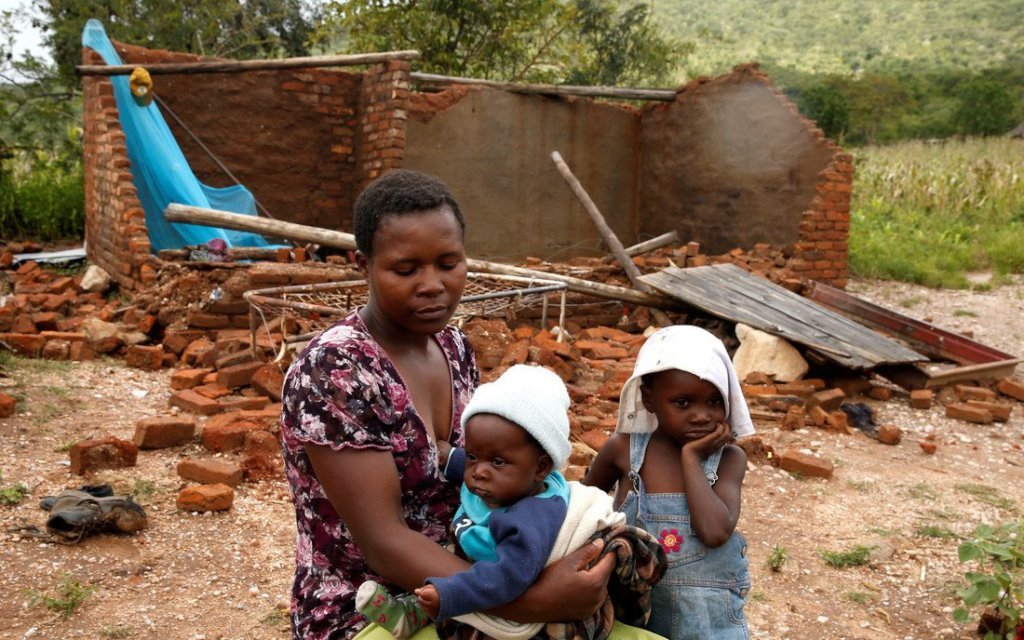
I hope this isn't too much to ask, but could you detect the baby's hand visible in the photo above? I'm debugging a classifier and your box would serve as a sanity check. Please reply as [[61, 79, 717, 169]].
[[415, 585, 440, 618], [682, 422, 733, 460]]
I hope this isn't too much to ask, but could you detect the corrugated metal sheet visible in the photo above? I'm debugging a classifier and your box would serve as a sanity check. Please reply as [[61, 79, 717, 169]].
[[639, 264, 927, 370]]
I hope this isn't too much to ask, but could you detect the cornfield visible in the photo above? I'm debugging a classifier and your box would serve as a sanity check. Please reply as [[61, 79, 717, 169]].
[[850, 137, 1024, 288]]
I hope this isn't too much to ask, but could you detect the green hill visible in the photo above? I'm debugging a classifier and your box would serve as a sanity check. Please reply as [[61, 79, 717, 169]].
[[652, 0, 1024, 79]]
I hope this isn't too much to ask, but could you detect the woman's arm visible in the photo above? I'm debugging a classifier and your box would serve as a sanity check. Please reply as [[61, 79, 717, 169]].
[[306, 444, 470, 588]]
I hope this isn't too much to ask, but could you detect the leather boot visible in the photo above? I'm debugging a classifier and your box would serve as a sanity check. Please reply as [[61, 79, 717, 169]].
[[42, 489, 147, 543]]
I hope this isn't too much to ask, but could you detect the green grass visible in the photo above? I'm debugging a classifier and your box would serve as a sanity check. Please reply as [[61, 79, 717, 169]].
[[916, 524, 960, 539], [908, 482, 940, 501], [764, 544, 789, 572], [26, 574, 95, 619], [0, 482, 29, 506], [100, 625, 133, 639], [821, 545, 876, 568], [130, 480, 158, 502], [845, 591, 877, 605], [955, 483, 1017, 512], [0, 155, 84, 241], [849, 137, 1024, 288]]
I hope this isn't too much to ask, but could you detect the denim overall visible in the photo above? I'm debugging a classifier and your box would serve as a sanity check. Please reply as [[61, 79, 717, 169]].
[[619, 432, 750, 640]]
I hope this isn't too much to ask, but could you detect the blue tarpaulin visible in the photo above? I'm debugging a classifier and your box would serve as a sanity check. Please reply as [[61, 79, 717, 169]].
[[82, 19, 273, 252]]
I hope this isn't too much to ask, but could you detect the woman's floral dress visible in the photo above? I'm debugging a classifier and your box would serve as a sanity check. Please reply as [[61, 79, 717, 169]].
[[280, 310, 478, 640]]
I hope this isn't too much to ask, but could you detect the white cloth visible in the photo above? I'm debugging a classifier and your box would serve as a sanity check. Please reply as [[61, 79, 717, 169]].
[[615, 325, 755, 438], [453, 483, 625, 640], [461, 364, 571, 469]]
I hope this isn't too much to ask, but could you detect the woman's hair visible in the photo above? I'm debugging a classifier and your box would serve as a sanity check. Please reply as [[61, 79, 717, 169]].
[[354, 169, 465, 257]]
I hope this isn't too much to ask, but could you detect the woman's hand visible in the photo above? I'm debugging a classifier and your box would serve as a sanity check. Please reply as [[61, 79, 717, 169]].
[[495, 539, 615, 622]]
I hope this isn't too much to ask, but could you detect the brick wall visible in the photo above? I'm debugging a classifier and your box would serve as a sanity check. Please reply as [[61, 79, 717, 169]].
[[791, 153, 853, 287], [81, 47, 156, 290], [355, 60, 411, 194]]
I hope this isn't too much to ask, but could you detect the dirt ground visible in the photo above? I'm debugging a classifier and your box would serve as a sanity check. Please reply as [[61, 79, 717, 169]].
[[1, 276, 1022, 640]]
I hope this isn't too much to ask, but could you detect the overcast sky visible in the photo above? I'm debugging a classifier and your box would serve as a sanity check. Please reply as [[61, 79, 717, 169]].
[[2, 0, 52, 62]]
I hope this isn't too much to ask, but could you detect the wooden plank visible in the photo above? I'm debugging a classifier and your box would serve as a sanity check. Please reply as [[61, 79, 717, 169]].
[[877, 359, 1023, 390], [410, 72, 677, 101], [78, 51, 421, 76], [808, 281, 1017, 364], [640, 264, 926, 370]]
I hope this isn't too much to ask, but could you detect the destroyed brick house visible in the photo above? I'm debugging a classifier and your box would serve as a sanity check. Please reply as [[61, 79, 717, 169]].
[[1, 34, 1022, 489]]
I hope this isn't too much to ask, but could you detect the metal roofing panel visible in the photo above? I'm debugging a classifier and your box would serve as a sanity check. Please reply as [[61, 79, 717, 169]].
[[639, 264, 927, 370]]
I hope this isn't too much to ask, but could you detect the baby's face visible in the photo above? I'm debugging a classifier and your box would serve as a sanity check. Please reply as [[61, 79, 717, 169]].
[[641, 370, 727, 444], [463, 414, 550, 509]]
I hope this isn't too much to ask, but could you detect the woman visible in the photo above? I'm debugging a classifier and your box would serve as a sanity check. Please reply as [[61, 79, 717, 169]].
[[280, 170, 621, 640]]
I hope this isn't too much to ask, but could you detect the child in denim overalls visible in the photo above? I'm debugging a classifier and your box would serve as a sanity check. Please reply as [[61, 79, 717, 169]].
[[585, 326, 755, 639]]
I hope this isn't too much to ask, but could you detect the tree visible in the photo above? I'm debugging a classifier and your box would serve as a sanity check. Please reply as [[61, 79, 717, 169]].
[[795, 80, 850, 142], [317, 0, 684, 86], [34, 0, 320, 85], [953, 77, 1015, 136]]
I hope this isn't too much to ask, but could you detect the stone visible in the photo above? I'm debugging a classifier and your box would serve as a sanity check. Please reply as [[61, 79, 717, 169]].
[[867, 385, 893, 401], [877, 424, 902, 445], [176, 483, 234, 512], [0, 392, 17, 418], [81, 317, 121, 347], [732, 323, 809, 383], [777, 448, 833, 479], [176, 458, 243, 486], [79, 265, 112, 293], [919, 440, 938, 455], [133, 417, 196, 449], [70, 436, 138, 475]]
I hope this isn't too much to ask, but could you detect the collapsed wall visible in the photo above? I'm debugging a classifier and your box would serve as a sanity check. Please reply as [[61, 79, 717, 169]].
[[81, 42, 850, 289]]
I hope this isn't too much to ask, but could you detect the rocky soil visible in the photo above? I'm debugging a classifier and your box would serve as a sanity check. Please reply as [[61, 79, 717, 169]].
[[1, 276, 1022, 640]]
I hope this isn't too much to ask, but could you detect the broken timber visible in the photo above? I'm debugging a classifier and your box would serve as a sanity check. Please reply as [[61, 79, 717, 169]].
[[808, 281, 1021, 388], [163, 203, 673, 308], [77, 51, 421, 77], [640, 263, 927, 371]]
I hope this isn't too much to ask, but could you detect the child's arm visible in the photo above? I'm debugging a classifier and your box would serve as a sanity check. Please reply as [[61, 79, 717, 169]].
[[681, 423, 747, 547], [582, 433, 629, 492]]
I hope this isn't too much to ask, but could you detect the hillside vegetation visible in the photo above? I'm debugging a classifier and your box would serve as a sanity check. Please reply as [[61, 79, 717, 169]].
[[653, 0, 1024, 78]]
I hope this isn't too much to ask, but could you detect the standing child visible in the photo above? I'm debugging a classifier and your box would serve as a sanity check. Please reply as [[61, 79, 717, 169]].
[[358, 364, 665, 640], [584, 325, 755, 640]]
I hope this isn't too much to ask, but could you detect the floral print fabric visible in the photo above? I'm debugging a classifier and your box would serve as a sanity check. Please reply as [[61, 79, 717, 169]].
[[280, 310, 478, 640]]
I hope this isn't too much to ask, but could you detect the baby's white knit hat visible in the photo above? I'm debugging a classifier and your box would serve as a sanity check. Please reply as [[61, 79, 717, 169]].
[[460, 364, 571, 470]]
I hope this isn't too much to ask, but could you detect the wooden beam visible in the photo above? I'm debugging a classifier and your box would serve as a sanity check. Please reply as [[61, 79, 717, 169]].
[[410, 72, 677, 102], [77, 51, 421, 77], [163, 203, 674, 308], [623, 231, 680, 257]]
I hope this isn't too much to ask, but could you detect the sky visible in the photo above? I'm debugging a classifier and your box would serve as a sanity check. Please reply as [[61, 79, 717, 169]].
[[1, 0, 52, 63]]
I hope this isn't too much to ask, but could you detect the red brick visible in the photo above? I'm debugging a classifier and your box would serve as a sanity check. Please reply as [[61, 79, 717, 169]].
[[777, 448, 833, 479], [965, 400, 1012, 423], [202, 419, 267, 452], [807, 405, 828, 427], [176, 484, 234, 512], [809, 388, 846, 412], [169, 389, 222, 416], [194, 383, 233, 399], [170, 368, 213, 390], [176, 458, 243, 486], [217, 395, 271, 412], [955, 385, 998, 402], [251, 365, 284, 402], [0, 393, 16, 418], [996, 378, 1024, 402], [70, 436, 138, 475], [69, 341, 97, 362], [0, 333, 44, 357], [41, 339, 71, 360], [133, 417, 196, 449], [919, 440, 938, 455], [910, 389, 933, 410], [125, 344, 164, 370], [782, 406, 805, 431], [867, 385, 893, 401], [945, 403, 993, 424], [217, 361, 264, 389], [241, 431, 283, 480]]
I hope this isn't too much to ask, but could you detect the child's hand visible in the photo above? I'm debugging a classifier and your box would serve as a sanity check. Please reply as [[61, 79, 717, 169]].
[[415, 585, 440, 618], [682, 422, 734, 460], [436, 441, 452, 470]]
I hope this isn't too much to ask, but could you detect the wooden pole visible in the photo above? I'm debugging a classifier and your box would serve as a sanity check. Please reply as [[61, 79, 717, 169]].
[[550, 151, 673, 327], [411, 72, 677, 102], [623, 231, 680, 257], [163, 203, 674, 308], [78, 50, 421, 77]]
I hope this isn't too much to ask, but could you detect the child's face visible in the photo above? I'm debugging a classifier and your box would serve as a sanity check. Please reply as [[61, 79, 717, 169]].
[[640, 370, 727, 444], [358, 205, 467, 336], [463, 413, 552, 509]]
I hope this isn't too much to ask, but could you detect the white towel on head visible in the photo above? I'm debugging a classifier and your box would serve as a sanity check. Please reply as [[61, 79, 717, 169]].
[[616, 325, 755, 438]]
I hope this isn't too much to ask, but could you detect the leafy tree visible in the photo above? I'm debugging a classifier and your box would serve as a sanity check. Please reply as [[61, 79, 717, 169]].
[[953, 77, 1016, 136], [317, 0, 684, 86], [34, 0, 320, 85], [795, 80, 850, 142]]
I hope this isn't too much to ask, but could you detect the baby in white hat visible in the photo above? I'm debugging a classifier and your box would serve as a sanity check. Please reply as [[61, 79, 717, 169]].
[[583, 325, 754, 640], [359, 365, 624, 639]]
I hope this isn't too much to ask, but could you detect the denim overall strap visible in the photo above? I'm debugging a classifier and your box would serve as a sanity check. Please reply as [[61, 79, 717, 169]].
[[627, 432, 652, 525], [703, 447, 723, 486]]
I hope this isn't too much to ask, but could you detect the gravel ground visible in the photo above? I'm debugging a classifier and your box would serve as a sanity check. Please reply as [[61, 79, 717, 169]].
[[0, 276, 1022, 640]]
